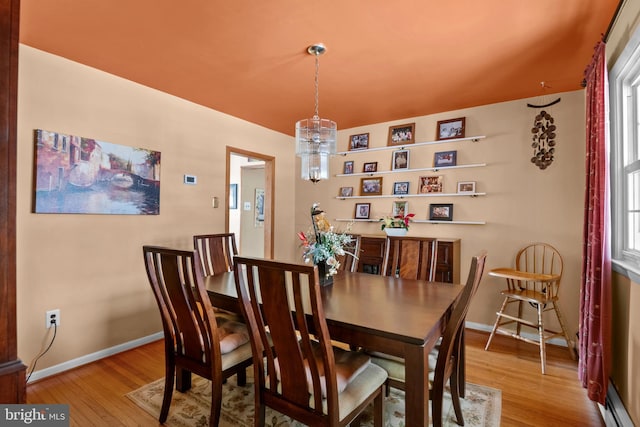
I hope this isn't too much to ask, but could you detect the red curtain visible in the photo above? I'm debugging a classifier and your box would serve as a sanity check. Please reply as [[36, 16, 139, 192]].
[[579, 40, 611, 405]]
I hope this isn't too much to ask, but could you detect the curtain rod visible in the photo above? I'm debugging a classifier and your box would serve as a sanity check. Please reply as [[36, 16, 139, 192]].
[[603, 0, 626, 43]]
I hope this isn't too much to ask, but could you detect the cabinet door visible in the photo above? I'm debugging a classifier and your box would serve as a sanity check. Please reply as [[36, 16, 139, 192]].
[[434, 240, 460, 283], [357, 236, 386, 275]]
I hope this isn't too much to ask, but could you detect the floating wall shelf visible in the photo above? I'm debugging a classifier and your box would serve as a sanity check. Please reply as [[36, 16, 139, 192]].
[[336, 135, 486, 156]]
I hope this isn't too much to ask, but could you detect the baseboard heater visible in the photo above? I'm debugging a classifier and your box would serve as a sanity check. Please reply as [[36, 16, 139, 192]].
[[601, 383, 634, 427]]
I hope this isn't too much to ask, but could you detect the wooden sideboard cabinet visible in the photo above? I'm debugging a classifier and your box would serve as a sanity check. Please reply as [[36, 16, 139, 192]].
[[356, 235, 460, 284]]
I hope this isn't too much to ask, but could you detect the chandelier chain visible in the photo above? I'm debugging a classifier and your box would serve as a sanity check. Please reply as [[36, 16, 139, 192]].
[[314, 54, 320, 119]]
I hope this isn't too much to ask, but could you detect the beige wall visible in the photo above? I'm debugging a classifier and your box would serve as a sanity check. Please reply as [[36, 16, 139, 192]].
[[16, 45, 296, 372], [604, 0, 640, 424], [296, 90, 586, 343]]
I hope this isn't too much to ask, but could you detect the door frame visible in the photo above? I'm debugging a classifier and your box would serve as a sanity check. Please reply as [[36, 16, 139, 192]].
[[225, 146, 274, 259]]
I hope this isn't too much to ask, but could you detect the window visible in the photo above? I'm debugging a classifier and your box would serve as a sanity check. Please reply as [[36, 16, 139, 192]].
[[610, 26, 640, 273]]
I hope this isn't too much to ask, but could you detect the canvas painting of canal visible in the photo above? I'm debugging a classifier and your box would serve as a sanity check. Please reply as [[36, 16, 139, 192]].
[[33, 129, 161, 215]]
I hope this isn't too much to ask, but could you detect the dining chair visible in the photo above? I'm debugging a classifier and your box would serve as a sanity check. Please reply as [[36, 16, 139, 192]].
[[193, 233, 238, 277], [143, 246, 253, 426], [369, 250, 487, 427], [233, 256, 387, 427], [382, 236, 438, 280], [484, 242, 575, 374], [336, 234, 361, 273]]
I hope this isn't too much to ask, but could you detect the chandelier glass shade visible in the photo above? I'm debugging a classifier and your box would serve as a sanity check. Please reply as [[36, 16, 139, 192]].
[[295, 44, 337, 183]]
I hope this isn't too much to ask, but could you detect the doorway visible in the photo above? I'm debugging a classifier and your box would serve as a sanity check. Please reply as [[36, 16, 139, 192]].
[[226, 147, 274, 259]]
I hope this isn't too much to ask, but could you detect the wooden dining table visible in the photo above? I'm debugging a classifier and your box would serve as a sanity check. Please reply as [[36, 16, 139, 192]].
[[205, 270, 464, 427]]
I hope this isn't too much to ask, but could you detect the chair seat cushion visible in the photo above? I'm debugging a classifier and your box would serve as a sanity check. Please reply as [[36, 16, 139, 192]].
[[368, 344, 439, 384], [273, 341, 372, 397], [216, 316, 249, 354]]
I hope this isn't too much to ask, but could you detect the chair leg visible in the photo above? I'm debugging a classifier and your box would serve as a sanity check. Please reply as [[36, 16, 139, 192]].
[[159, 363, 175, 423], [516, 300, 523, 336], [209, 376, 223, 427], [553, 301, 577, 360], [537, 303, 546, 375], [450, 371, 465, 426], [236, 367, 247, 386], [373, 388, 384, 427], [457, 329, 466, 398], [485, 297, 508, 350]]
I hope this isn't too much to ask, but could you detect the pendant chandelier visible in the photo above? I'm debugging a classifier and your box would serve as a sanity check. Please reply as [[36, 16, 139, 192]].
[[295, 44, 337, 183]]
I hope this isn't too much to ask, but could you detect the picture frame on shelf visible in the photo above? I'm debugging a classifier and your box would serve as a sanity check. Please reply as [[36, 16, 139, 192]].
[[339, 186, 354, 197], [433, 150, 457, 168], [360, 177, 383, 196], [391, 149, 410, 170], [429, 203, 454, 221], [419, 175, 443, 193], [363, 161, 378, 173], [393, 181, 410, 195], [457, 181, 476, 194], [349, 133, 369, 151], [436, 117, 465, 140], [343, 160, 354, 174], [392, 200, 408, 217], [354, 202, 371, 219], [387, 123, 415, 146]]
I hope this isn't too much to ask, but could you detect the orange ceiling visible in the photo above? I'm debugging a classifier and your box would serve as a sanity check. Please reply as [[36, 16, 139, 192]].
[[19, 1, 618, 136]]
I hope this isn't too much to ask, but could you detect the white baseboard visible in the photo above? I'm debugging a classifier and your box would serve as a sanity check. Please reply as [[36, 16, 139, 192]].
[[25, 322, 571, 384], [27, 332, 163, 383], [465, 321, 571, 348]]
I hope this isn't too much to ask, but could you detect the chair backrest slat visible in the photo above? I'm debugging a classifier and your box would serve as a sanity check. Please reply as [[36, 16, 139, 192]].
[[336, 234, 362, 273], [193, 233, 238, 276], [382, 236, 438, 281]]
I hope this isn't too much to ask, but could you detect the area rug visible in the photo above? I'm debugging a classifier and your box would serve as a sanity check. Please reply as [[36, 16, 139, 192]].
[[127, 372, 501, 427]]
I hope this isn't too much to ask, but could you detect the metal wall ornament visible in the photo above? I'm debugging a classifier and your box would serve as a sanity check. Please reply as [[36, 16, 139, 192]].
[[527, 83, 560, 170]]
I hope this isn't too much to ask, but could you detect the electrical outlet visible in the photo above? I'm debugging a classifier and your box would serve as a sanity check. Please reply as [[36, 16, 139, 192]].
[[46, 309, 60, 329]]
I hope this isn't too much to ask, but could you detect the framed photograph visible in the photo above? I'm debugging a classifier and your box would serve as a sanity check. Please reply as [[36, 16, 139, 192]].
[[354, 203, 371, 219], [360, 177, 383, 196], [391, 149, 410, 170], [393, 181, 410, 195], [457, 181, 476, 194], [433, 150, 457, 168], [363, 162, 378, 173], [229, 183, 238, 209], [349, 133, 369, 151], [255, 188, 265, 227], [339, 186, 354, 197], [392, 201, 408, 217], [436, 117, 466, 140], [418, 175, 443, 193], [343, 160, 354, 175], [429, 203, 454, 221], [387, 123, 416, 146]]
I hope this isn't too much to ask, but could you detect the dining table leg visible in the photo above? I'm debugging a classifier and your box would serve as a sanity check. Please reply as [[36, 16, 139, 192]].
[[403, 342, 430, 427]]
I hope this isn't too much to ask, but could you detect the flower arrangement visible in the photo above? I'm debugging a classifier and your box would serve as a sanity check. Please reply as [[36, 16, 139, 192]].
[[297, 203, 356, 277], [379, 213, 415, 230]]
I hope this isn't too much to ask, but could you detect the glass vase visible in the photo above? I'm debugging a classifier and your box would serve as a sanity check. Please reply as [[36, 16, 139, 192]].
[[316, 261, 334, 286]]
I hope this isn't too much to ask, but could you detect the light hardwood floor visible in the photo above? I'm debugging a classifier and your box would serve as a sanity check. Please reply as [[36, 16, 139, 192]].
[[26, 329, 604, 426]]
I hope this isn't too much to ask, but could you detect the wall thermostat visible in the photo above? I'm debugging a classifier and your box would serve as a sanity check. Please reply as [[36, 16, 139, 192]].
[[184, 174, 197, 185]]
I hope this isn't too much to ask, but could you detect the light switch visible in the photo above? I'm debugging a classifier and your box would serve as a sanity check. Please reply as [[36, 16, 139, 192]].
[[212, 197, 219, 208]]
